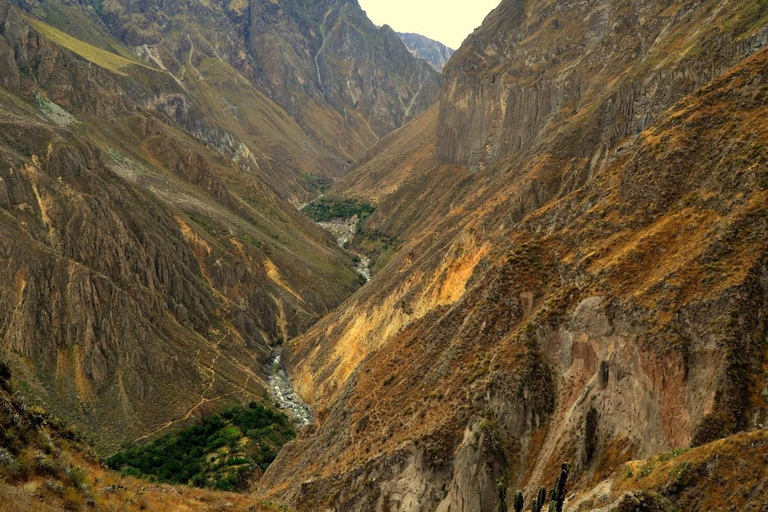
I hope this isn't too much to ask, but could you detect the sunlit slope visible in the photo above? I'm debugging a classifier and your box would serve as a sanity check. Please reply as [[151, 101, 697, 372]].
[[259, 2, 768, 509]]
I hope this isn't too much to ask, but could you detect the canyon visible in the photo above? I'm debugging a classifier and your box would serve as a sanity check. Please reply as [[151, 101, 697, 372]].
[[1, 0, 768, 511]]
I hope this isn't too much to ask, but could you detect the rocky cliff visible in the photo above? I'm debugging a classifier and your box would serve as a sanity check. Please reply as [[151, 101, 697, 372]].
[[397, 32, 454, 71], [0, 0, 365, 451], [258, 1, 768, 510], [437, 0, 768, 171], [246, 0, 442, 145]]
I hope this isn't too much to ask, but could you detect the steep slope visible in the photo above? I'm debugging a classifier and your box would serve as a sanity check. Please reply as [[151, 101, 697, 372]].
[[246, 0, 442, 147], [0, 361, 288, 511], [397, 32, 454, 71], [259, 1, 768, 510], [14, 0, 343, 202], [17, 0, 442, 195], [438, 0, 768, 171], [0, 0, 363, 451]]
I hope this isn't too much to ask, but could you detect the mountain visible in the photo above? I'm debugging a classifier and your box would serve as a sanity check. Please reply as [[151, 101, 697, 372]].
[[75, 0, 442, 171], [398, 32, 455, 71], [0, 0, 418, 453], [257, 0, 768, 510], [246, 0, 443, 145]]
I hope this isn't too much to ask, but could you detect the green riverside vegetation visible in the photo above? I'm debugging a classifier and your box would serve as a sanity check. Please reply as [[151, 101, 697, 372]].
[[301, 197, 375, 222], [107, 402, 295, 491]]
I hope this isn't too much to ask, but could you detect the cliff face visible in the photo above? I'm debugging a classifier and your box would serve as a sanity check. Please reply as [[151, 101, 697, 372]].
[[34, 0, 441, 174], [0, 0, 364, 451], [437, 0, 768, 170], [247, 0, 442, 142], [397, 32, 454, 71], [259, 1, 768, 510]]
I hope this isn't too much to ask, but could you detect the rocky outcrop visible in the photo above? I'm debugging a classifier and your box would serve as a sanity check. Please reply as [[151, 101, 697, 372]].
[[437, 0, 768, 170], [397, 32, 454, 71]]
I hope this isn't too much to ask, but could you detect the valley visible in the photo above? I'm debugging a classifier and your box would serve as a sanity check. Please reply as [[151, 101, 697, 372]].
[[1, 0, 768, 511]]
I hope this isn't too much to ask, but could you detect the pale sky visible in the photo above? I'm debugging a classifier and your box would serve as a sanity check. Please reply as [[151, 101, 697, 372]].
[[358, 0, 501, 50]]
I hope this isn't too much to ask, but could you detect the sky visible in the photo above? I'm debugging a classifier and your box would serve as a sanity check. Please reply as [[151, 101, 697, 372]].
[[357, 0, 501, 50]]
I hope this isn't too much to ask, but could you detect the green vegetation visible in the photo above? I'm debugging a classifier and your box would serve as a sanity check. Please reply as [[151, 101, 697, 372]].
[[658, 447, 689, 462], [107, 402, 295, 492], [301, 197, 375, 222], [637, 462, 655, 479], [348, 228, 399, 274]]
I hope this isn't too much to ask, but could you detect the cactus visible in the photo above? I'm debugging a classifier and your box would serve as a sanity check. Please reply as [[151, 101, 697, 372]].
[[497, 480, 508, 512], [553, 463, 570, 512], [501, 461, 569, 512], [513, 490, 524, 512], [530, 486, 547, 512]]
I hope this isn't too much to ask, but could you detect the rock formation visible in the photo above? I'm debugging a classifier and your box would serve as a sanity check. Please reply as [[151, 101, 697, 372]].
[[258, 1, 768, 510], [398, 32, 454, 71]]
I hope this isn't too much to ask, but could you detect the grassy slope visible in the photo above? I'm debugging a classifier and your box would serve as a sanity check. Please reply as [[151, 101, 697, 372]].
[[0, 365, 293, 511], [571, 427, 768, 510]]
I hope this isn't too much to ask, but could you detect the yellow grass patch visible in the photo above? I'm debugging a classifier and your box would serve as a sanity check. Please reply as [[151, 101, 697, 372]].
[[23, 14, 152, 76]]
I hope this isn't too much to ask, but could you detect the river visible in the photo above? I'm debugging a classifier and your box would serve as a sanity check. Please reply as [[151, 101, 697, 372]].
[[268, 348, 312, 426]]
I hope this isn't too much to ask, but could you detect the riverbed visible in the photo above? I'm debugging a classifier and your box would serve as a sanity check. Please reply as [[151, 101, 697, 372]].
[[268, 349, 312, 426], [317, 215, 371, 282]]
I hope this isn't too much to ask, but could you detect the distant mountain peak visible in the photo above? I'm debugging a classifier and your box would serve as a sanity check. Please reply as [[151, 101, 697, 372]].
[[397, 32, 455, 71]]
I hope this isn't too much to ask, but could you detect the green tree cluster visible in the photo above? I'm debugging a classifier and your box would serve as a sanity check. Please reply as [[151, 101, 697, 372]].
[[107, 402, 295, 491]]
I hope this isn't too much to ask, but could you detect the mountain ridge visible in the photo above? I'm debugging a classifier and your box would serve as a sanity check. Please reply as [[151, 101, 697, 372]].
[[397, 32, 455, 71]]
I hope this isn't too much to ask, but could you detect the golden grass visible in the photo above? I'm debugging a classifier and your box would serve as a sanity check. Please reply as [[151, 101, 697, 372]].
[[22, 14, 153, 76], [612, 428, 768, 510]]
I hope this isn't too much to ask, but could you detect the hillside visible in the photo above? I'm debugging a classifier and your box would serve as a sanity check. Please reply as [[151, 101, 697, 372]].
[[0, 0, 371, 452], [0, 360, 291, 511], [258, 0, 768, 510]]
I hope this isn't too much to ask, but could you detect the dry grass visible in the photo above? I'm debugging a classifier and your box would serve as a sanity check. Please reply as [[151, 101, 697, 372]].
[[22, 14, 153, 76], [610, 428, 768, 510]]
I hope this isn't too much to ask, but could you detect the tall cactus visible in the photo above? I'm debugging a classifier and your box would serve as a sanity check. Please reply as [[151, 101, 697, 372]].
[[513, 490, 524, 512], [553, 463, 570, 512], [502, 461, 570, 512], [530, 486, 547, 512], [497, 480, 508, 512]]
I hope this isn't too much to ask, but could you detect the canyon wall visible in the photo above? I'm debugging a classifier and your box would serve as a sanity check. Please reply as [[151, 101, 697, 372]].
[[260, 1, 768, 510]]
